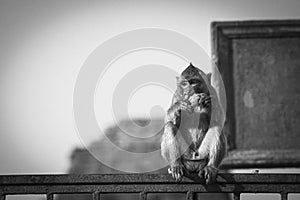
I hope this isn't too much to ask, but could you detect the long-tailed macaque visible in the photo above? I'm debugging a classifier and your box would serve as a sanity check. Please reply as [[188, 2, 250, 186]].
[[161, 63, 227, 184]]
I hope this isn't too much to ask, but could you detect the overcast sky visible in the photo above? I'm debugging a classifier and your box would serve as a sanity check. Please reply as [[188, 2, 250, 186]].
[[0, 0, 299, 175]]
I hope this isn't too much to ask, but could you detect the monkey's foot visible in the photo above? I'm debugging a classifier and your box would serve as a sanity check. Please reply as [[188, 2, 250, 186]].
[[169, 165, 184, 182], [198, 166, 218, 184]]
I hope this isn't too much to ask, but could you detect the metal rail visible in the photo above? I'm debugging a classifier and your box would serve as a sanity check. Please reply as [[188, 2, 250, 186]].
[[0, 173, 299, 200]]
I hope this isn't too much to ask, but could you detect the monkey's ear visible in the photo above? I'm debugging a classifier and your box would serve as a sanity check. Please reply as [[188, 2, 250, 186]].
[[176, 76, 182, 83], [176, 76, 180, 85], [207, 73, 212, 84]]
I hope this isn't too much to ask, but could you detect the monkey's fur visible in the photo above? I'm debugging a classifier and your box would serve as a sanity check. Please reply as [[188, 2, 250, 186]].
[[161, 63, 227, 184]]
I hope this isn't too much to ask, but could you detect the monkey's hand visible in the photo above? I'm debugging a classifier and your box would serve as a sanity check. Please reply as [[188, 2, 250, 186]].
[[169, 164, 184, 182], [198, 165, 218, 184], [167, 100, 193, 117], [189, 94, 201, 107], [199, 93, 211, 109], [166, 100, 193, 125], [177, 100, 193, 113]]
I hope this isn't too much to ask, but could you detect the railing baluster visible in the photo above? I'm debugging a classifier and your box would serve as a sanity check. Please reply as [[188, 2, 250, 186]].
[[0, 174, 299, 197], [93, 192, 100, 200], [281, 192, 287, 200], [186, 191, 195, 200], [233, 193, 240, 200], [47, 193, 53, 200], [140, 192, 147, 200]]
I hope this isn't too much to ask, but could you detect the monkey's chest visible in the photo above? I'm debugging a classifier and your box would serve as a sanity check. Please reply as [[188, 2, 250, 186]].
[[179, 111, 204, 149]]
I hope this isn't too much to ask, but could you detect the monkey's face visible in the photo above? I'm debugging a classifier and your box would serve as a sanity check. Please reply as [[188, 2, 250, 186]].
[[177, 75, 209, 98], [180, 63, 210, 96]]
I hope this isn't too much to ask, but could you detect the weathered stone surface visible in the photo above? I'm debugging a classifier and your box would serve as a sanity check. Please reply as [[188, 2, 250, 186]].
[[211, 20, 300, 168], [233, 38, 300, 150]]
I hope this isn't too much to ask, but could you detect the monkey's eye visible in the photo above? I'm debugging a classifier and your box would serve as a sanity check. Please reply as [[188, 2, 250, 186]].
[[189, 78, 201, 85], [180, 81, 189, 87]]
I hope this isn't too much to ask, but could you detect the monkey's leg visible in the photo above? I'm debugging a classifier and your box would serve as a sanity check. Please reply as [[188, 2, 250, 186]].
[[161, 122, 184, 181], [197, 127, 226, 184]]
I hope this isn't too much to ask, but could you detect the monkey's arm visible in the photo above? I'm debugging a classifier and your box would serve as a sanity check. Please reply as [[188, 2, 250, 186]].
[[161, 95, 192, 181], [198, 83, 226, 167], [205, 85, 227, 168], [161, 122, 184, 181], [197, 85, 227, 184], [161, 122, 181, 162]]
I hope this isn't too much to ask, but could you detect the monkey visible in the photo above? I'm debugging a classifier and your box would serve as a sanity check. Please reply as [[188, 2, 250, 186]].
[[161, 63, 227, 184]]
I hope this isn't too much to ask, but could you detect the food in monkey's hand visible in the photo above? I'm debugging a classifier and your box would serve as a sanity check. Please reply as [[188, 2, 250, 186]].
[[161, 63, 227, 184]]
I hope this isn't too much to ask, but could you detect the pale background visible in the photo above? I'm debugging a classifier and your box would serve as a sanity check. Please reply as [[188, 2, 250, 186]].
[[0, 0, 300, 176]]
